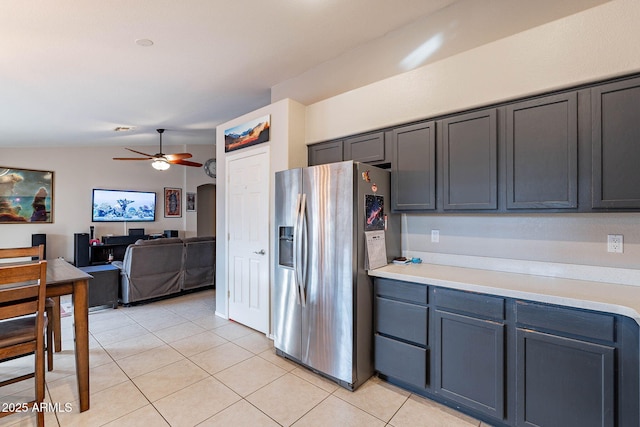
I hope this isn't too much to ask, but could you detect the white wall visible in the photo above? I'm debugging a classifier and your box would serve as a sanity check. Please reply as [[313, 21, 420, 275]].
[[0, 144, 215, 261], [303, 0, 640, 276], [215, 98, 306, 318]]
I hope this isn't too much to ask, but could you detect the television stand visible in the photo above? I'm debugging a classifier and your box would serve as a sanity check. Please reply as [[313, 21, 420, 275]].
[[89, 235, 148, 265]]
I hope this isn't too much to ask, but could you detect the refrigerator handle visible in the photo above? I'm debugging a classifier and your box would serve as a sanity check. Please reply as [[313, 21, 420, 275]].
[[293, 193, 302, 305], [299, 193, 307, 307]]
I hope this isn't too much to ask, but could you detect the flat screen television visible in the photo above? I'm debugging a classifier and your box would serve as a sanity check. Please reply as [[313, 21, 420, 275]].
[[92, 189, 156, 222]]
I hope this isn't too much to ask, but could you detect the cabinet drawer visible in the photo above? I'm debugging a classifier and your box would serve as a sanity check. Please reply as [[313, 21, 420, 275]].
[[516, 301, 615, 342], [375, 335, 427, 389], [375, 278, 427, 304], [376, 297, 427, 346], [433, 288, 504, 321]]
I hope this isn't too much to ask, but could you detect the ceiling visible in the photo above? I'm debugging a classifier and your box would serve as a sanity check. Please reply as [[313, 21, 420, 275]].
[[0, 0, 609, 149]]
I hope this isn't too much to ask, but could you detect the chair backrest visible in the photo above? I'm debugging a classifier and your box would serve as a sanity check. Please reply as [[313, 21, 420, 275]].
[[0, 245, 44, 264], [0, 261, 47, 324]]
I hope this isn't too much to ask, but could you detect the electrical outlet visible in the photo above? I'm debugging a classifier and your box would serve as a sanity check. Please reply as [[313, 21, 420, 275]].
[[431, 229, 440, 243], [607, 234, 623, 253]]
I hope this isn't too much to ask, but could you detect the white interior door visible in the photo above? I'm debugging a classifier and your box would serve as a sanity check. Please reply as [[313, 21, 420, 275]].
[[227, 147, 270, 333]]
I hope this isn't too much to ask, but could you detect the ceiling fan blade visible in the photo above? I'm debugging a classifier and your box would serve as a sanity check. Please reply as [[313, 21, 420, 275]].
[[125, 147, 155, 157], [169, 159, 203, 167], [165, 153, 193, 161], [113, 157, 153, 160]]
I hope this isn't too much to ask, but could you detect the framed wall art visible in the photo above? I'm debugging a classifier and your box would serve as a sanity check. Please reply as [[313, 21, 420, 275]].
[[0, 167, 54, 223], [224, 114, 270, 152], [186, 192, 196, 212], [164, 187, 182, 218]]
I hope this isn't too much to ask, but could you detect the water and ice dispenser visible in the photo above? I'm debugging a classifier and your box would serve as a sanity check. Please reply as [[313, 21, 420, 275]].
[[278, 226, 294, 268]]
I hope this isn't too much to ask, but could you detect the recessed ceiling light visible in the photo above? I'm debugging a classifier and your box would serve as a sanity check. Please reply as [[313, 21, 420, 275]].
[[114, 126, 136, 132], [135, 38, 154, 47]]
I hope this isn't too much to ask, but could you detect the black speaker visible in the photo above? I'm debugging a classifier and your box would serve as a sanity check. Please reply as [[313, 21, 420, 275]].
[[129, 228, 145, 236], [31, 233, 46, 260], [74, 233, 90, 267], [164, 230, 178, 238]]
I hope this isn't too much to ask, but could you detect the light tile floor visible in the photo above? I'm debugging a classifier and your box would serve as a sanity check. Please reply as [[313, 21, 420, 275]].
[[0, 289, 492, 426]]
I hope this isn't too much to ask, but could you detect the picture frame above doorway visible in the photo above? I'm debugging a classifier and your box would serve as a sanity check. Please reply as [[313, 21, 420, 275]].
[[224, 115, 270, 152]]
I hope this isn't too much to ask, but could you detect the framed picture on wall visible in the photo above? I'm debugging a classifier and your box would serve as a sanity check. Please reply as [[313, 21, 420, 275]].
[[164, 187, 182, 218], [0, 166, 54, 223], [186, 192, 196, 212], [224, 114, 270, 152]]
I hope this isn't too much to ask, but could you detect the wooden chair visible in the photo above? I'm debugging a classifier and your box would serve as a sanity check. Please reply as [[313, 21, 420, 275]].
[[0, 261, 47, 427], [0, 245, 58, 371]]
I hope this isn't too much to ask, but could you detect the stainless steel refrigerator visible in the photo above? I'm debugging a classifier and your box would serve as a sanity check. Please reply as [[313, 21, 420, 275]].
[[274, 160, 400, 390]]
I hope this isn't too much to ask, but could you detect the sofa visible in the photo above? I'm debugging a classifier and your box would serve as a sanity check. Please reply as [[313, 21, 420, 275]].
[[118, 236, 215, 304]]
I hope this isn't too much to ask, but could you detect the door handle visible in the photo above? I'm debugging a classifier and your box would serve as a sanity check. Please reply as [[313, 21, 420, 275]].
[[253, 249, 266, 255]]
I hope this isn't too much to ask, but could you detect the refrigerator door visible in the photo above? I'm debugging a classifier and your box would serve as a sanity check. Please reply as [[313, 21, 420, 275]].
[[301, 161, 355, 385], [274, 168, 303, 359]]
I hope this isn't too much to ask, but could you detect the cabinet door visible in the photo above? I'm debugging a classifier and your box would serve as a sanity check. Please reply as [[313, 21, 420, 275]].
[[434, 310, 505, 420], [506, 93, 578, 209], [441, 109, 497, 210], [308, 140, 343, 166], [592, 77, 640, 208], [343, 132, 386, 164], [391, 121, 436, 211], [516, 329, 614, 427]]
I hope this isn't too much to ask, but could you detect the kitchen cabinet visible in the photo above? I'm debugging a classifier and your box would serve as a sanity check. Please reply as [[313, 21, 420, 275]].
[[374, 278, 428, 390], [308, 140, 343, 166], [506, 93, 578, 209], [343, 132, 388, 165], [372, 277, 640, 427], [515, 301, 615, 427], [308, 132, 390, 166], [441, 109, 498, 210], [391, 121, 436, 211], [433, 288, 505, 420], [591, 76, 640, 209]]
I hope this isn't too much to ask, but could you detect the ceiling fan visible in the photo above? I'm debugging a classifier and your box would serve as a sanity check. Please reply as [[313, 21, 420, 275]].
[[113, 129, 203, 170]]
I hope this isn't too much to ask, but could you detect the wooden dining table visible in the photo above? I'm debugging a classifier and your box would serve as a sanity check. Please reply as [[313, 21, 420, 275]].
[[45, 258, 92, 412]]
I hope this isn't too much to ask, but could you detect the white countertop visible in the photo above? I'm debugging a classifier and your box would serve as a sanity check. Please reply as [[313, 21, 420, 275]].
[[369, 263, 640, 325]]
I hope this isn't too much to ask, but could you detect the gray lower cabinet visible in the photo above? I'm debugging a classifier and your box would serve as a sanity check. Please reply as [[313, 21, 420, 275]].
[[308, 140, 343, 166], [506, 93, 578, 209], [374, 279, 429, 390], [441, 109, 498, 210], [433, 288, 506, 420], [592, 76, 640, 208], [391, 121, 436, 211], [516, 329, 614, 427], [373, 278, 639, 427]]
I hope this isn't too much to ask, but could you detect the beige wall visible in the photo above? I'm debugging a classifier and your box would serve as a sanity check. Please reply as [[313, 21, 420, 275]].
[[0, 144, 215, 261], [302, 0, 640, 273]]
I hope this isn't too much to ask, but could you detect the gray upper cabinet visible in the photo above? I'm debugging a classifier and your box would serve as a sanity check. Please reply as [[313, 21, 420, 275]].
[[592, 76, 640, 209], [441, 109, 498, 210], [308, 140, 343, 166], [343, 132, 387, 164], [506, 93, 578, 209], [392, 121, 436, 211]]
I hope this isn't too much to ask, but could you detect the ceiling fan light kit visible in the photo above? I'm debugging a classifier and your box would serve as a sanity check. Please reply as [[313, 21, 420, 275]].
[[152, 157, 170, 170], [113, 128, 202, 170]]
